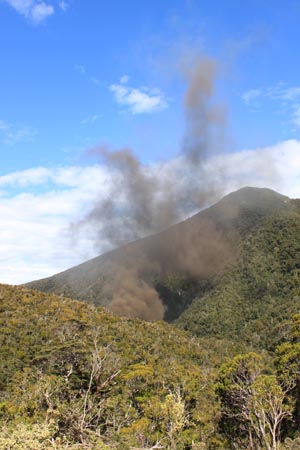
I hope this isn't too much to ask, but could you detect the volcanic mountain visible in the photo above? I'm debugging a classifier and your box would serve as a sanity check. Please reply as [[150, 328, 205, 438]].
[[26, 187, 291, 321]]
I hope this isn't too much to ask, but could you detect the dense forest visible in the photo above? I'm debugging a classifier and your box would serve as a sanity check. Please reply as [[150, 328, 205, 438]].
[[2, 188, 300, 448], [0, 284, 234, 449]]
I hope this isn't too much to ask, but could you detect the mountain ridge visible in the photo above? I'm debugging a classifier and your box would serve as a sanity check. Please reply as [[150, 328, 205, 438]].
[[26, 187, 290, 321]]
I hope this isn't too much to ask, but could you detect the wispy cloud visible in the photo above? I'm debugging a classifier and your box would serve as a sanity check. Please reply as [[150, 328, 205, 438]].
[[58, 0, 70, 11], [75, 64, 86, 74], [4, 0, 55, 24], [80, 114, 101, 125], [110, 76, 169, 114], [241, 89, 262, 106], [73, 65, 104, 88], [3, 127, 36, 145], [242, 83, 300, 129], [292, 106, 300, 128], [120, 74, 129, 84], [90, 77, 101, 86], [0, 120, 37, 145], [268, 84, 300, 102], [0, 119, 11, 131]]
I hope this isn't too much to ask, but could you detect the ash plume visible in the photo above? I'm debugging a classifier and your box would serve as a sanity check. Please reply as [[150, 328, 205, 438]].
[[76, 54, 230, 321], [182, 55, 226, 164], [109, 268, 165, 321]]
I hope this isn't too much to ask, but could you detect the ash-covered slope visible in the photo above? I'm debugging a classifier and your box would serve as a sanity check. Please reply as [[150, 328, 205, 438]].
[[26, 187, 290, 320]]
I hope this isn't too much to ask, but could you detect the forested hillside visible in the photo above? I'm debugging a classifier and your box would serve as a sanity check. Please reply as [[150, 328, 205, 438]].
[[2, 287, 300, 448], [177, 200, 300, 350], [0, 284, 240, 449]]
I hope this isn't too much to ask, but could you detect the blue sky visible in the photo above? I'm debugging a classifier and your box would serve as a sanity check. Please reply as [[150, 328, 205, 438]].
[[1, 0, 300, 284], [1, 0, 300, 173]]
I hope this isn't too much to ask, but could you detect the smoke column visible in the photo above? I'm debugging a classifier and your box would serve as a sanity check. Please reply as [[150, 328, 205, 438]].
[[77, 54, 230, 320]]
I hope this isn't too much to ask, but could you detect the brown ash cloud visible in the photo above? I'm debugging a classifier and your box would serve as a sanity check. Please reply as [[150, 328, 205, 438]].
[[75, 54, 230, 321]]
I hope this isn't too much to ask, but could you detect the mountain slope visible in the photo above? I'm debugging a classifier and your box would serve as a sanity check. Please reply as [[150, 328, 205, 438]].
[[177, 199, 300, 349], [26, 187, 290, 321]]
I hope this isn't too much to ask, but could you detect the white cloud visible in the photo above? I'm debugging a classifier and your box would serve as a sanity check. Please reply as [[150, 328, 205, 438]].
[[1, 140, 300, 285], [4, 0, 54, 24], [0, 165, 113, 284], [0, 167, 51, 187], [242, 83, 300, 129], [110, 78, 169, 114], [208, 139, 300, 198], [4, 0, 33, 15], [269, 85, 300, 102], [30, 1, 54, 23]]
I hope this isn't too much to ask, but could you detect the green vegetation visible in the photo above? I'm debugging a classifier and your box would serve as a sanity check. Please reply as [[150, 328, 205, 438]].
[[215, 314, 300, 449], [3, 283, 300, 448], [3, 187, 300, 448], [178, 203, 300, 350], [0, 284, 236, 449]]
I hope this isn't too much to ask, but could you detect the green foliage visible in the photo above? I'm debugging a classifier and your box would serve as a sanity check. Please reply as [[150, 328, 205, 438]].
[[178, 207, 300, 350], [0, 284, 225, 449], [216, 352, 264, 447], [216, 352, 292, 449]]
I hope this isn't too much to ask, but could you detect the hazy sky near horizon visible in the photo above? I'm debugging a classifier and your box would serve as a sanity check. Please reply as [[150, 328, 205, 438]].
[[1, 0, 300, 284]]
